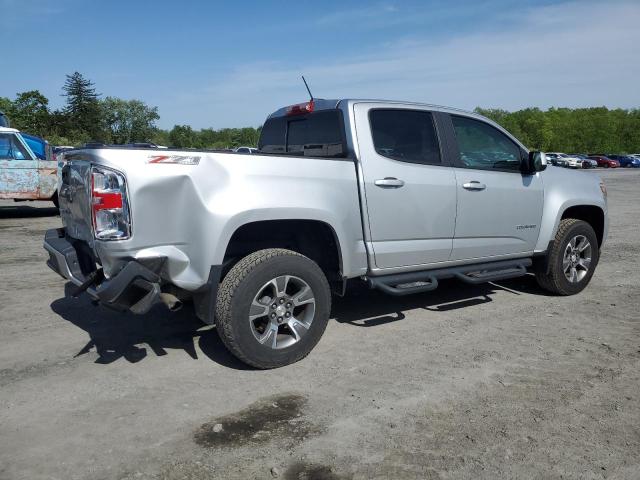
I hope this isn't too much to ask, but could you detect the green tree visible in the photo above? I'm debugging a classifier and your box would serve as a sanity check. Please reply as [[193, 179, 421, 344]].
[[0, 97, 14, 121], [475, 105, 640, 153], [101, 97, 160, 144], [62, 72, 103, 141], [11, 90, 51, 136], [169, 125, 197, 148]]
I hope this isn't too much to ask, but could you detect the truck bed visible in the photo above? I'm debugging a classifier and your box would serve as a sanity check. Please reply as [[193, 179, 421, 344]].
[[58, 148, 367, 290]]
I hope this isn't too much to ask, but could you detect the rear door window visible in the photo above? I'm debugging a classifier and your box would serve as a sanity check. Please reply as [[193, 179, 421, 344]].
[[369, 109, 441, 165]]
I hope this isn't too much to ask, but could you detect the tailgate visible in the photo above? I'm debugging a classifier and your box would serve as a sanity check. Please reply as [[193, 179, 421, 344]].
[[58, 159, 94, 245]]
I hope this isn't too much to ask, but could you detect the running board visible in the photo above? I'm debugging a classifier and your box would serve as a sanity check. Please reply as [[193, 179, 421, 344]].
[[367, 258, 532, 296]]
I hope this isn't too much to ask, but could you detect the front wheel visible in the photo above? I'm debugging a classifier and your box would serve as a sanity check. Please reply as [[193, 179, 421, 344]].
[[535, 219, 599, 295], [215, 249, 331, 369]]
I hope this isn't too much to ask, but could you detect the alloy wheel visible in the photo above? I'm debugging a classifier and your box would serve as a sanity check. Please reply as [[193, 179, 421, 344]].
[[248, 275, 316, 349], [562, 235, 592, 283]]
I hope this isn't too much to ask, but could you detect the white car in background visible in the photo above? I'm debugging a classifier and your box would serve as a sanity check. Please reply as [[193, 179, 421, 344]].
[[546, 152, 568, 167], [572, 154, 597, 168], [234, 146, 258, 154], [546, 152, 583, 168]]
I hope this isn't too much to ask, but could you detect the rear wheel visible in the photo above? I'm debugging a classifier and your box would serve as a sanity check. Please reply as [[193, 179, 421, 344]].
[[215, 249, 331, 369], [52, 192, 59, 209], [536, 219, 599, 295]]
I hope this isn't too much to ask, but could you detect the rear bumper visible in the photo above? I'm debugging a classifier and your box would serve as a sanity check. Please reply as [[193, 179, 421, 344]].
[[44, 228, 164, 314]]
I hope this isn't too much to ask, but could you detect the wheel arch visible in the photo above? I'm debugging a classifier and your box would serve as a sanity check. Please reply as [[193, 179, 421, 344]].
[[560, 204, 605, 247], [221, 218, 344, 286]]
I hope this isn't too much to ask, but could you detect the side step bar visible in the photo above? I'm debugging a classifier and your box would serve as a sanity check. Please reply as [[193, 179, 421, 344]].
[[367, 258, 532, 296]]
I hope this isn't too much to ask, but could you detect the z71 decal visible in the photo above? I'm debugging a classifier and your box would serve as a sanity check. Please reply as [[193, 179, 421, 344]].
[[147, 155, 200, 165]]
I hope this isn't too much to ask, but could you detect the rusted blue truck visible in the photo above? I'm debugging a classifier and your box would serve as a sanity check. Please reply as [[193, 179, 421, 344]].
[[0, 126, 58, 207]]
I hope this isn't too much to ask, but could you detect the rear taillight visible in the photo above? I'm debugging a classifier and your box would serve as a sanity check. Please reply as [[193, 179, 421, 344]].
[[91, 166, 131, 240]]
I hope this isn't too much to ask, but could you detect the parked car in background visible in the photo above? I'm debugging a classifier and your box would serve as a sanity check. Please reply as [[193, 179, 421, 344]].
[[545, 153, 568, 167], [0, 127, 58, 207], [570, 154, 597, 168], [588, 155, 620, 168], [123, 142, 168, 149], [82, 142, 168, 149], [607, 154, 640, 168], [562, 154, 585, 169], [0, 111, 9, 127], [546, 153, 582, 168], [53, 146, 74, 157], [234, 146, 258, 154]]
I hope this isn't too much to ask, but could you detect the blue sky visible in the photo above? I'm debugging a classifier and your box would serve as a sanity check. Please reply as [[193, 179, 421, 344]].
[[2, 0, 639, 129]]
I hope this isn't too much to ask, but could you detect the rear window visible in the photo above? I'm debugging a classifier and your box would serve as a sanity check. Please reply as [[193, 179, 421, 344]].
[[369, 109, 441, 165], [259, 110, 346, 157]]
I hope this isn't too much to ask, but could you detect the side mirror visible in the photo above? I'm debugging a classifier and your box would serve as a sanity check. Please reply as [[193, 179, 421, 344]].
[[526, 151, 547, 173]]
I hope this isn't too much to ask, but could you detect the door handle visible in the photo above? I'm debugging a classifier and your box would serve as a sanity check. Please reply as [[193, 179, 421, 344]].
[[374, 177, 405, 188], [462, 181, 486, 191]]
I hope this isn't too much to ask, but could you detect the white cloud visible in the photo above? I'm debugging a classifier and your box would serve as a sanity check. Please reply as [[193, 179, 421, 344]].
[[158, 1, 640, 129]]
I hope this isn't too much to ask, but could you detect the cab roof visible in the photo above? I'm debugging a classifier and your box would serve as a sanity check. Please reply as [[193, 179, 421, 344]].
[[0, 126, 19, 134], [267, 98, 480, 119]]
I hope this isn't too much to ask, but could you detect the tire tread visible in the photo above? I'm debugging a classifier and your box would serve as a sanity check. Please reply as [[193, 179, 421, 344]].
[[535, 218, 595, 295], [215, 248, 329, 369]]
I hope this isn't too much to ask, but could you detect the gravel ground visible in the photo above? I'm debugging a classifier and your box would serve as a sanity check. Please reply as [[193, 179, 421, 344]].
[[0, 169, 638, 480]]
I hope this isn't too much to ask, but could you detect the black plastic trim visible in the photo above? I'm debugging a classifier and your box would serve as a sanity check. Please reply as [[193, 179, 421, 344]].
[[193, 265, 223, 325]]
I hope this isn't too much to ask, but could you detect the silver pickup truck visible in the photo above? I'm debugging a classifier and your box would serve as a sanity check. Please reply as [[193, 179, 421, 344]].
[[44, 99, 608, 368]]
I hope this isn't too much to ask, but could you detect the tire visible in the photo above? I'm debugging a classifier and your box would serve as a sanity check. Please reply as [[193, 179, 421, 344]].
[[215, 248, 331, 369], [604, 163, 610, 168], [535, 219, 599, 295], [52, 192, 59, 209]]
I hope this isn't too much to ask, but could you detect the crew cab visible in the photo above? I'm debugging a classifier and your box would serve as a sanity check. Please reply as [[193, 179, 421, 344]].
[[44, 99, 608, 368], [0, 127, 58, 207]]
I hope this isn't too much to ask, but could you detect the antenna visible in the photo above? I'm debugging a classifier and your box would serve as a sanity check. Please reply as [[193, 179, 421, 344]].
[[302, 76, 314, 101]]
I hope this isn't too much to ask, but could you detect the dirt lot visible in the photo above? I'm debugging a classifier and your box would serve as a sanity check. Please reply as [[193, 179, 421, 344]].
[[1, 169, 638, 480]]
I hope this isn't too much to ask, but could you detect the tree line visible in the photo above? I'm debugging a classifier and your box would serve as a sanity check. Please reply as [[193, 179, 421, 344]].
[[475, 107, 640, 154], [0, 72, 260, 149], [1, 72, 638, 153]]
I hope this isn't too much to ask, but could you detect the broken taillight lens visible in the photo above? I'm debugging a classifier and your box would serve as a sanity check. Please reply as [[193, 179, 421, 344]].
[[91, 166, 131, 240]]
